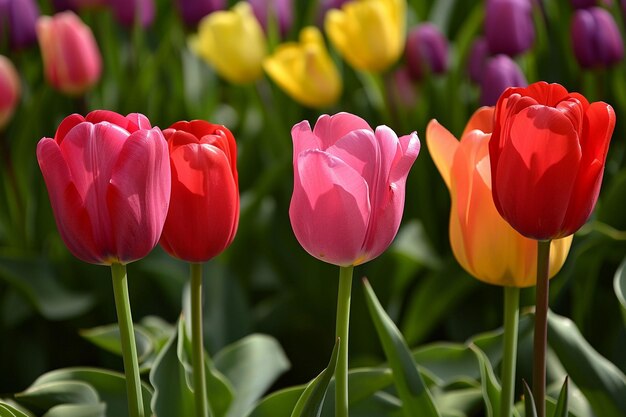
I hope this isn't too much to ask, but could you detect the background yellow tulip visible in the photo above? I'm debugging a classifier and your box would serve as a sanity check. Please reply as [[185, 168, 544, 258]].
[[325, 0, 405, 73], [189, 2, 267, 85], [263, 26, 342, 108], [426, 108, 572, 287]]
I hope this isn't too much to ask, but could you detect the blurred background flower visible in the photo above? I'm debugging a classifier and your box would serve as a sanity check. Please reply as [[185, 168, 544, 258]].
[[480, 54, 527, 106], [405, 22, 449, 81], [0, 55, 20, 129], [485, 0, 535, 56], [0, 0, 39, 50], [571, 6, 624, 69], [249, 0, 293, 39]]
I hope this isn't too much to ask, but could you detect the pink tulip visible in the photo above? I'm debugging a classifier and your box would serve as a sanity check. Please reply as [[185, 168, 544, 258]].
[[0, 55, 20, 130], [37, 110, 171, 265], [290, 113, 420, 266], [36, 11, 102, 95]]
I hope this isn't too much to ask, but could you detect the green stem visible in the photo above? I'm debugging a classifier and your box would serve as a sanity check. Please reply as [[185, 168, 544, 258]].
[[335, 266, 354, 417], [500, 286, 520, 417], [533, 240, 552, 417], [110, 262, 144, 417], [190, 263, 209, 417]]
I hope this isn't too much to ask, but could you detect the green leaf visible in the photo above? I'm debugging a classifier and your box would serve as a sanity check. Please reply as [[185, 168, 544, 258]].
[[470, 345, 502, 417], [245, 387, 305, 417], [362, 278, 440, 417], [434, 387, 483, 417], [291, 338, 339, 417], [0, 401, 33, 417], [523, 380, 538, 417], [214, 334, 290, 417], [0, 256, 93, 320], [547, 311, 626, 417], [15, 381, 99, 414], [79, 325, 153, 364], [29, 368, 152, 417], [41, 403, 106, 417], [552, 377, 569, 417], [613, 257, 626, 324]]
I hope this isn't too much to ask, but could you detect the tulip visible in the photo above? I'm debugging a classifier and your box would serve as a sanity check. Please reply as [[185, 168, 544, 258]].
[[0, 0, 39, 49], [388, 66, 417, 108], [426, 107, 572, 287], [0, 56, 20, 130], [467, 37, 489, 84], [480, 54, 527, 106], [490, 81, 615, 240], [37, 110, 171, 265], [290, 112, 420, 266], [325, 0, 406, 72], [189, 2, 267, 84], [109, 0, 155, 28], [36, 11, 102, 96], [176, 0, 226, 26], [264, 26, 342, 108], [571, 7, 623, 69], [249, 0, 293, 38], [52, 0, 106, 11], [485, 0, 535, 56], [405, 23, 449, 81], [160, 120, 239, 262], [316, 0, 350, 25], [570, 0, 596, 8]]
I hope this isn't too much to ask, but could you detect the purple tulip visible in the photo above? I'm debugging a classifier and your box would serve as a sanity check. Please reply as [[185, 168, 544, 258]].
[[570, 0, 596, 8], [485, 0, 535, 56], [176, 0, 225, 26], [405, 23, 449, 81], [109, 0, 155, 27], [480, 55, 527, 106], [249, 0, 293, 38], [0, 0, 39, 49], [571, 7, 623, 68], [316, 0, 350, 26], [468, 37, 490, 84], [52, 0, 106, 10]]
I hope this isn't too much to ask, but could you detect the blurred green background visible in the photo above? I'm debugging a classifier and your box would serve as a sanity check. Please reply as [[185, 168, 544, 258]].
[[1, 0, 626, 403]]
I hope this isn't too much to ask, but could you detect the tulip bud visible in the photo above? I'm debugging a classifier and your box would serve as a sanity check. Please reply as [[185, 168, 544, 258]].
[[485, 0, 535, 56], [189, 2, 267, 85], [36, 11, 102, 96], [264, 26, 342, 108], [249, 0, 293, 38], [467, 37, 489, 84], [176, 0, 226, 26], [571, 7, 623, 69], [109, 0, 155, 28], [0, 0, 39, 50], [405, 23, 449, 81], [0, 56, 20, 130], [480, 55, 527, 106]]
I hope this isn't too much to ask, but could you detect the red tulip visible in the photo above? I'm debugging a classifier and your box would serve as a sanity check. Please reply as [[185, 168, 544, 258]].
[[489, 81, 615, 240], [36, 11, 102, 95], [37, 110, 171, 265], [159, 121, 239, 262]]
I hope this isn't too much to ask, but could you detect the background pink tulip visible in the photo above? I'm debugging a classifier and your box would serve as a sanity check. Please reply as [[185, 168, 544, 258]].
[[37, 110, 171, 265], [289, 112, 420, 266], [36, 11, 102, 95], [0, 55, 20, 130]]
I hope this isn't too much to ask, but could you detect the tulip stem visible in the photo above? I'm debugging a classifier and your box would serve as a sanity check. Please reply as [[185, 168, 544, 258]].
[[110, 262, 144, 417], [533, 240, 552, 417], [500, 286, 520, 417], [335, 265, 354, 417], [190, 263, 209, 417]]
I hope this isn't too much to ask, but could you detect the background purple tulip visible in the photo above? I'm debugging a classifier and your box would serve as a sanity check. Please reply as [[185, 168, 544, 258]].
[[468, 37, 490, 84], [480, 54, 527, 106], [571, 7, 624, 69], [249, 0, 293, 38], [109, 0, 155, 27], [405, 23, 449, 81], [570, 0, 597, 8], [176, 0, 225, 26], [485, 0, 535, 56], [0, 0, 39, 49]]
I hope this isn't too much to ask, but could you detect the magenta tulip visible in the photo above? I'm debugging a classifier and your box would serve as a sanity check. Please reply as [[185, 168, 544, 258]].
[[485, 0, 535, 56], [37, 110, 171, 265], [290, 112, 420, 266]]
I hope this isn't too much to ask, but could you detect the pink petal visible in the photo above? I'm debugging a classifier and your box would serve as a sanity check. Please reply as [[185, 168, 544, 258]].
[[289, 149, 370, 266], [312, 112, 372, 149], [54, 113, 86, 143], [291, 120, 321, 164], [107, 127, 171, 263], [125, 113, 152, 131]]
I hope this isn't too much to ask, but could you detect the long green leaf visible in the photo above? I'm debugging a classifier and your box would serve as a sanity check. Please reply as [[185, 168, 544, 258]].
[[15, 381, 99, 414], [291, 338, 340, 417], [523, 380, 538, 417], [613, 257, 626, 324], [0, 402, 33, 417], [470, 345, 502, 417], [552, 377, 569, 417], [547, 311, 626, 416], [363, 278, 440, 417], [41, 403, 106, 417]]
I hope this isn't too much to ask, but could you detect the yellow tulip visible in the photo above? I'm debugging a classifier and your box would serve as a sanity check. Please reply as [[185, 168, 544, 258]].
[[325, 0, 406, 73], [264, 26, 342, 108], [426, 108, 572, 287], [189, 2, 267, 85]]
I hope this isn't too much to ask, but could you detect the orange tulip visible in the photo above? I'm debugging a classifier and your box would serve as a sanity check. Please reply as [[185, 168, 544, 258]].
[[426, 107, 572, 287]]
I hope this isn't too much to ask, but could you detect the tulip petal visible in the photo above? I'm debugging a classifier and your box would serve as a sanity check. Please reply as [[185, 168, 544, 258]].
[[463, 106, 494, 136], [391, 130, 421, 185], [160, 143, 239, 262], [494, 105, 582, 239], [107, 128, 170, 263], [426, 119, 458, 189], [312, 112, 371, 149], [290, 149, 370, 266], [86, 110, 132, 129], [291, 120, 321, 163], [54, 113, 85, 143], [37, 138, 102, 264]]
